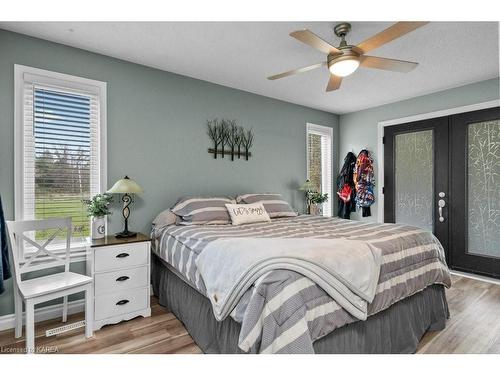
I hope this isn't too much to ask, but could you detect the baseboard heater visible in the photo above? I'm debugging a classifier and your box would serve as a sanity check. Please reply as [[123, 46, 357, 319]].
[[45, 320, 85, 337]]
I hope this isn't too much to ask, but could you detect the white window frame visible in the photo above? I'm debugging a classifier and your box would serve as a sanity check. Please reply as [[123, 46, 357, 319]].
[[306, 123, 333, 217], [14, 65, 107, 261]]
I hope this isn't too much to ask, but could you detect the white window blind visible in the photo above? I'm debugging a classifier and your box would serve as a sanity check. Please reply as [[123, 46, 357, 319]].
[[306, 123, 333, 217], [15, 66, 106, 259]]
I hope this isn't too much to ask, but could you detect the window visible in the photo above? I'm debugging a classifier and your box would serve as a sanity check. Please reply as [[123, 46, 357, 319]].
[[15, 65, 106, 259], [306, 123, 333, 216]]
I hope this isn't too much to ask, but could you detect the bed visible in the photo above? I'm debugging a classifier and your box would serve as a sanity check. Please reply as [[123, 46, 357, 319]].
[[151, 215, 451, 354]]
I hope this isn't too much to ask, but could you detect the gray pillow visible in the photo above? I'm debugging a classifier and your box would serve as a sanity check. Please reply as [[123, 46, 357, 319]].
[[152, 209, 178, 227], [236, 193, 297, 218], [171, 197, 235, 225], [151, 209, 179, 238]]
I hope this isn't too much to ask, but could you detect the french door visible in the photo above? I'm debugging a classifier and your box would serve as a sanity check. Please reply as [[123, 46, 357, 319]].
[[384, 106, 500, 278]]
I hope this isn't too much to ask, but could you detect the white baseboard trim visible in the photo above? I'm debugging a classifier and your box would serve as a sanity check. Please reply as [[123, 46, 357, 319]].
[[451, 270, 500, 286], [0, 299, 85, 332]]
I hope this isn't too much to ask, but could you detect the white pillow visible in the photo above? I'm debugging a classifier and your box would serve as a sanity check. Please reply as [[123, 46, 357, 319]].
[[225, 203, 271, 225]]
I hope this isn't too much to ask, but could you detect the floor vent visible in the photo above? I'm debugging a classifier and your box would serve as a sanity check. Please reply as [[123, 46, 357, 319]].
[[46, 321, 86, 337]]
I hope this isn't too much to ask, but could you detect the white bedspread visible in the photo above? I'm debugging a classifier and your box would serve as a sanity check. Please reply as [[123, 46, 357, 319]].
[[195, 237, 382, 321]]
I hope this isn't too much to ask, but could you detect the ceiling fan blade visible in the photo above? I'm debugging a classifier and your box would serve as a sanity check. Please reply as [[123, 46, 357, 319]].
[[267, 61, 326, 80], [326, 74, 342, 91], [360, 55, 419, 72], [290, 29, 342, 55], [355, 22, 428, 53]]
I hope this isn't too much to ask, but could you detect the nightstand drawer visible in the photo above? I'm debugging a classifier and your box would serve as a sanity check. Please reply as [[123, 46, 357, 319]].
[[95, 287, 149, 321], [94, 242, 149, 272], [94, 266, 148, 296]]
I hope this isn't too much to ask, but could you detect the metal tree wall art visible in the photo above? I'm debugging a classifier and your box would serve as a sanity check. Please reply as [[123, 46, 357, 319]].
[[226, 121, 239, 161], [220, 121, 230, 159], [237, 127, 244, 158], [207, 119, 224, 158], [207, 118, 253, 161], [242, 128, 254, 160]]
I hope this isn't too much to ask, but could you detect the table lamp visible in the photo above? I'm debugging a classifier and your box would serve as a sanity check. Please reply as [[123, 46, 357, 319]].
[[299, 179, 316, 214], [107, 176, 144, 238]]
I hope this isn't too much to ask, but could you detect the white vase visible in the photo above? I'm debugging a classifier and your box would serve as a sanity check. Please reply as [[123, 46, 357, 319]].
[[91, 216, 106, 240], [310, 204, 323, 216]]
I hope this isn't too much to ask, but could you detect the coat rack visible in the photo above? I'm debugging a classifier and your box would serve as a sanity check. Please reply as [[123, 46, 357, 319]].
[[207, 119, 254, 161]]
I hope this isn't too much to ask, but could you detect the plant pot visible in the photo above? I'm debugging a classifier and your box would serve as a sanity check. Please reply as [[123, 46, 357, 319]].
[[310, 204, 323, 216], [91, 216, 106, 240]]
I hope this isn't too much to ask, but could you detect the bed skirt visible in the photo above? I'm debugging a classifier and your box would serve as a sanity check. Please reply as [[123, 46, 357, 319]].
[[151, 253, 449, 354]]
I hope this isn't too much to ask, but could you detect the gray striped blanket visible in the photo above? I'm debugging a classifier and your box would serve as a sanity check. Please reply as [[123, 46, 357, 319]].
[[152, 215, 451, 354]]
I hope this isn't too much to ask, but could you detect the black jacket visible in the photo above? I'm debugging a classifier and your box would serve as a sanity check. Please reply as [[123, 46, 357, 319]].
[[0, 196, 12, 294], [336, 152, 357, 219]]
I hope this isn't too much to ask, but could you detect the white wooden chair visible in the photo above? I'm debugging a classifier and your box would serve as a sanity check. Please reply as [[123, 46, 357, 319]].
[[6, 217, 94, 353]]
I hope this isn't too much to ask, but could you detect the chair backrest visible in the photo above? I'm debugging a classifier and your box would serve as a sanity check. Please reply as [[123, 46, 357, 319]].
[[6, 217, 72, 285]]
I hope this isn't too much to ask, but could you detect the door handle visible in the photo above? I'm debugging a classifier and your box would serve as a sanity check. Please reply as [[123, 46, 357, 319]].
[[116, 299, 129, 306], [438, 198, 446, 223]]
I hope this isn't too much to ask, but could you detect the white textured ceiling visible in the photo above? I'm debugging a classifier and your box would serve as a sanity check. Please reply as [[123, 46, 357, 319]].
[[1, 22, 498, 114]]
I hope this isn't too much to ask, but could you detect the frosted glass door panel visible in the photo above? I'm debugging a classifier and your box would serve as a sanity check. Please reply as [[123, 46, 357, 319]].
[[467, 120, 500, 257], [394, 130, 434, 231]]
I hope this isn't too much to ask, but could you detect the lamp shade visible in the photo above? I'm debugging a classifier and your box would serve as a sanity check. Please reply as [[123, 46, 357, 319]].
[[299, 179, 315, 191], [329, 58, 360, 77], [107, 176, 144, 194]]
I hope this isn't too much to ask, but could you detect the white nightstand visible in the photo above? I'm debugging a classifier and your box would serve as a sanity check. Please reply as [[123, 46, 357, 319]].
[[86, 233, 151, 330]]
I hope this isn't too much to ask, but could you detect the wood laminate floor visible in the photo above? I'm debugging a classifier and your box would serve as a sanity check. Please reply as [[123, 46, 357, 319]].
[[0, 274, 498, 354]]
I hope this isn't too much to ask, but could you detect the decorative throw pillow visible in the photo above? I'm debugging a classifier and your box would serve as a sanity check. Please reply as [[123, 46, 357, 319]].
[[225, 203, 271, 225], [171, 197, 234, 225], [236, 193, 297, 218]]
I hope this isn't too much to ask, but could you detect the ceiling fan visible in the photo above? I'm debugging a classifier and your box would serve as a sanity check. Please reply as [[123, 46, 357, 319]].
[[268, 22, 428, 91]]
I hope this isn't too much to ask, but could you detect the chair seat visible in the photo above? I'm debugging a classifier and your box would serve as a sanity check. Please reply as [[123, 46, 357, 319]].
[[19, 272, 93, 299]]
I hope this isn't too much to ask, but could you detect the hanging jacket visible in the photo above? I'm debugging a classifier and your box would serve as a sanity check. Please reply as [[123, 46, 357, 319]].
[[354, 150, 375, 217], [336, 152, 357, 219], [0, 195, 12, 294]]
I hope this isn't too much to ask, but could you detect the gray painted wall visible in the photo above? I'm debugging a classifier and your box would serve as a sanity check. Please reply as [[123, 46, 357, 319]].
[[0, 28, 497, 319], [0, 29, 338, 316], [339, 78, 500, 221]]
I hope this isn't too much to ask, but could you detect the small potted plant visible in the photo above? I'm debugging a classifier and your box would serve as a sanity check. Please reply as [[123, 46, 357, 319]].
[[309, 192, 329, 216], [82, 193, 113, 239]]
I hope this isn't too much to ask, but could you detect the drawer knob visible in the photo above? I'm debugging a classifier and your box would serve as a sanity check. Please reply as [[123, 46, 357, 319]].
[[116, 253, 130, 258], [116, 276, 130, 282], [116, 299, 130, 306]]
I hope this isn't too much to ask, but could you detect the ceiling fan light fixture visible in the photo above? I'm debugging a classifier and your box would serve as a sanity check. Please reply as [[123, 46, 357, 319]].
[[270, 22, 427, 91], [329, 56, 360, 77]]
